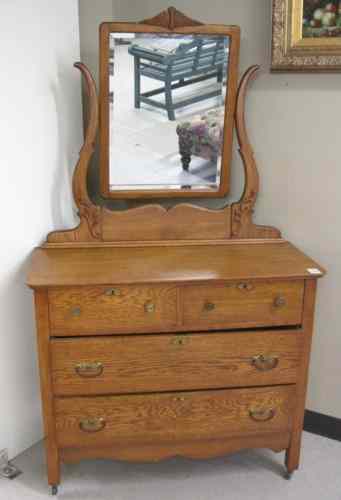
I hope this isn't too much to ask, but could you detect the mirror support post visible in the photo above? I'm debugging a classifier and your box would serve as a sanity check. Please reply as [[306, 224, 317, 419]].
[[231, 66, 281, 240], [47, 63, 101, 244]]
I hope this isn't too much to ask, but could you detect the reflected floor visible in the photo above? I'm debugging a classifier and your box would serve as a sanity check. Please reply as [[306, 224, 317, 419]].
[[109, 44, 225, 189]]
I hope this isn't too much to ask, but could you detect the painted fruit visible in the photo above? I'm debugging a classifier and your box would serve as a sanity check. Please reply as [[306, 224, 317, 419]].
[[310, 19, 322, 27], [322, 12, 336, 26], [313, 8, 325, 21], [325, 3, 337, 13]]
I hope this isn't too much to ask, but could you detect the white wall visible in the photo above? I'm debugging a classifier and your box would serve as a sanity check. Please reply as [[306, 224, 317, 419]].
[[0, 1, 82, 458], [80, 0, 341, 419]]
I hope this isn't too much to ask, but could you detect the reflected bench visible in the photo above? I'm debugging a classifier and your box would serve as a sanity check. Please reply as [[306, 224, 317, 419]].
[[128, 36, 227, 121]]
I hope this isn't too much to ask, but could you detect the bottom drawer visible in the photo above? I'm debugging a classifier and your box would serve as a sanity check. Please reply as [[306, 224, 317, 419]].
[[55, 386, 294, 449]]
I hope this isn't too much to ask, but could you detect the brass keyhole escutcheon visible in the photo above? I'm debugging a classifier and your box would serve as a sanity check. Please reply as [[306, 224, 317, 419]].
[[237, 282, 254, 291], [274, 296, 286, 308], [173, 396, 186, 403], [144, 301, 155, 314], [252, 355, 279, 372], [105, 288, 121, 297], [71, 307, 81, 318], [172, 336, 188, 347], [204, 302, 216, 312]]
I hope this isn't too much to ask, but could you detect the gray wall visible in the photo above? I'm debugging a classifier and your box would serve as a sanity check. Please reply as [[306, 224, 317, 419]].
[[78, 0, 341, 418]]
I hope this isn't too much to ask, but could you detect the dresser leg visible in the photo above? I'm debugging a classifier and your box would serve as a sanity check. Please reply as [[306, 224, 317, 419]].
[[284, 470, 294, 480], [285, 441, 300, 475], [51, 485, 58, 495]]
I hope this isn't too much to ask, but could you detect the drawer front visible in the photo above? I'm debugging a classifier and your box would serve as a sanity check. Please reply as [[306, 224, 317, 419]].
[[183, 280, 304, 329], [51, 331, 301, 396], [49, 285, 177, 335], [55, 386, 294, 448]]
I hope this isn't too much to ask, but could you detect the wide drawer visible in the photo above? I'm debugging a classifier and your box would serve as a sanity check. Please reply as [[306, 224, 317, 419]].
[[55, 386, 294, 449], [183, 280, 304, 329], [51, 330, 301, 396], [48, 285, 178, 335]]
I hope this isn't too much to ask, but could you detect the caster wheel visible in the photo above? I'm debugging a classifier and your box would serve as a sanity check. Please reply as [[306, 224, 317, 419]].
[[284, 471, 294, 480], [51, 485, 58, 495]]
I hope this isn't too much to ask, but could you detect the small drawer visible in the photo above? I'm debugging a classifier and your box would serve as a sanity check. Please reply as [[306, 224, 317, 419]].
[[55, 386, 294, 449], [51, 330, 301, 396], [48, 285, 178, 335], [183, 280, 304, 330]]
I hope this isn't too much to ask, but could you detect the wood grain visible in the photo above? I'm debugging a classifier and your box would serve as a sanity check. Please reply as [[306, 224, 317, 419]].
[[286, 279, 317, 473], [48, 284, 178, 336], [102, 204, 231, 241], [51, 330, 301, 396], [27, 241, 325, 288], [55, 386, 294, 449], [183, 280, 304, 329], [34, 290, 60, 487], [60, 433, 290, 463]]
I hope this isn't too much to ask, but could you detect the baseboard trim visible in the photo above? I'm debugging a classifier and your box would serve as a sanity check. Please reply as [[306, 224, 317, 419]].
[[304, 410, 341, 442]]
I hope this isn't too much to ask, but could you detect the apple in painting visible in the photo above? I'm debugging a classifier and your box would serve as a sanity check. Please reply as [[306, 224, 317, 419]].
[[322, 11, 337, 26], [325, 3, 337, 13], [313, 8, 325, 20]]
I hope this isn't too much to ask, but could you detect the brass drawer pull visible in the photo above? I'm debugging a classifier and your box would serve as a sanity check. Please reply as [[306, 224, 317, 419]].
[[144, 301, 155, 313], [105, 288, 121, 297], [249, 408, 276, 422], [274, 296, 286, 308], [204, 302, 216, 312], [79, 418, 106, 433], [252, 355, 279, 372], [71, 307, 81, 317], [237, 282, 254, 291], [75, 362, 104, 378]]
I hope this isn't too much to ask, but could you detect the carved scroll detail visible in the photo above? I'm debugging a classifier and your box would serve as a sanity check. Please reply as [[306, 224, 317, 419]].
[[231, 66, 281, 239], [47, 63, 101, 244], [141, 7, 203, 29]]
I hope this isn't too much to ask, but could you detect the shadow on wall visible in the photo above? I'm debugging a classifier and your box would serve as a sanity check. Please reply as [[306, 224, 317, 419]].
[[50, 60, 82, 231], [0, 257, 43, 457]]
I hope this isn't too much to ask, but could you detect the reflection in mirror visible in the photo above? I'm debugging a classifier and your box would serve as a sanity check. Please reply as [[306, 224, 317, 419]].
[[109, 33, 230, 192]]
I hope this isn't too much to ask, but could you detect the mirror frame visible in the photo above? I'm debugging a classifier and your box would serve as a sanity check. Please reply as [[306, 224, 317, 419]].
[[99, 11, 240, 199]]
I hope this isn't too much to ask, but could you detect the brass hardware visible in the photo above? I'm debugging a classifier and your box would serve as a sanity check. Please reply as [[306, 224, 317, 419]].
[[172, 336, 188, 347], [144, 301, 155, 313], [274, 296, 286, 308], [204, 302, 216, 312], [71, 307, 81, 317], [105, 288, 121, 297], [173, 396, 186, 403], [249, 408, 276, 422], [79, 418, 106, 433], [237, 282, 254, 291], [75, 362, 104, 378], [252, 355, 279, 372]]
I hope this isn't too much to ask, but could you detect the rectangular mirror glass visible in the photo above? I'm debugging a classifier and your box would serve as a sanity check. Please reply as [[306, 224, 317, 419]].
[[100, 26, 240, 198]]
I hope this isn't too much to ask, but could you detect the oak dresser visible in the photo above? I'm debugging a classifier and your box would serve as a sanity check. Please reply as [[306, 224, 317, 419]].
[[27, 11, 325, 494]]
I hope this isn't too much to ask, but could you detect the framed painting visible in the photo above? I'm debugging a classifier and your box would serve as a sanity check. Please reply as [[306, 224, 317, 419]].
[[272, 0, 341, 71]]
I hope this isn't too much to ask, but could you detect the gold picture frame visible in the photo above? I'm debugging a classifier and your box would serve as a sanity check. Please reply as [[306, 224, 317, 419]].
[[272, 0, 341, 71]]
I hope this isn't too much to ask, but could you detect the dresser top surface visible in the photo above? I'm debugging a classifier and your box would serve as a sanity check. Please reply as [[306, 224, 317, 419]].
[[26, 241, 325, 288]]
